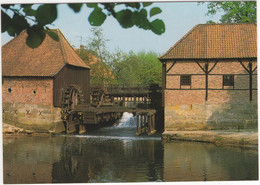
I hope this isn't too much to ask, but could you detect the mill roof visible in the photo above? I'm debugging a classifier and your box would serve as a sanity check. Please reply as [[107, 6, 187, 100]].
[[2, 29, 90, 77], [159, 23, 257, 61]]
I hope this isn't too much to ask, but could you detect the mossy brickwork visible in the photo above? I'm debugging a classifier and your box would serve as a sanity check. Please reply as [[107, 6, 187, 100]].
[[2, 103, 64, 133], [2, 77, 65, 133], [165, 102, 257, 131]]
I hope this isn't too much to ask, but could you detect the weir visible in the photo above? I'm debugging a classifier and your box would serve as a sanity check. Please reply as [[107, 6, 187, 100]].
[[61, 84, 163, 135]]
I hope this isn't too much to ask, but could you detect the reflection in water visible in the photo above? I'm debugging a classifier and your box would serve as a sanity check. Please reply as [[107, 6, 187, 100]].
[[52, 136, 163, 183], [3, 136, 64, 184], [2, 114, 258, 183], [163, 142, 258, 181]]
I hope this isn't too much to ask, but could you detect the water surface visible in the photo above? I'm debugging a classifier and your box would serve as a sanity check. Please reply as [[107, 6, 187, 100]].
[[3, 113, 258, 183]]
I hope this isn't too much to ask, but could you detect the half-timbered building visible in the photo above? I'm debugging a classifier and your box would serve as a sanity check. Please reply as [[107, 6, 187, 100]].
[[159, 23, 257, 131]]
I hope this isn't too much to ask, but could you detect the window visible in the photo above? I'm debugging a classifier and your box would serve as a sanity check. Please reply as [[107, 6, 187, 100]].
[[223, 75, 234, 86], [7, 88, 12, 93], [180, 75, 191, 86]]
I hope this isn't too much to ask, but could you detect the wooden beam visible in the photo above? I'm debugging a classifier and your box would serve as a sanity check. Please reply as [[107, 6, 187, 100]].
[[239, 60, 250, 73], [249, 62, 253, 101], [195, 60, 206, 73], [166, 60, 177, 74], [239, 60, 256, 101], [205, 62, 209, 101], [162, 62, 166, 107], [208, 60, 218, 73]]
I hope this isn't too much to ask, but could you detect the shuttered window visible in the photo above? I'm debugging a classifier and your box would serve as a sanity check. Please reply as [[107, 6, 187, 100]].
[[180, 75, 191, 85], [223, 75, 234, 86]]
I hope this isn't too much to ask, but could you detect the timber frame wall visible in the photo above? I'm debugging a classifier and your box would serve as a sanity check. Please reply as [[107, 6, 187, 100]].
[[161, 58, 257, 131], [162, 58, 257, 104]]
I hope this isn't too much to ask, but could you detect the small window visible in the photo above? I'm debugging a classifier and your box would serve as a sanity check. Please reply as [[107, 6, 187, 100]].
[[180, 75, 191, 86], [32, 90, 36, 94], [223, 75, 234, 86], [8, 88, 12, 93]]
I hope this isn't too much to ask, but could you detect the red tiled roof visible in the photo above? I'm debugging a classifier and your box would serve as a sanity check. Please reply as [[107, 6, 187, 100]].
[[2, 29, 89, 77], [159, 23, 257, 60]]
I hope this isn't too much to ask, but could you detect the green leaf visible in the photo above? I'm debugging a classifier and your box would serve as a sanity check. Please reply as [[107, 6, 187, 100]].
[[87, 3, 98, 8], [1, 10, 11, 33], [46, 30, 59, 41], [150, 19, 165, 35], [22, 4, 36, 16], [10, 13, 29, 35], [116, 9, 134, 28], [36, 4, 57, 25], [125, 3, 141, 9], [142, 2, 153, 7], [88, 7, 107, 26], [26, 26, 46, 48], [150, 7, 162, 17], [132, 9, 150, 30], [1, 5, 11, 9], [68, 3, 83, 13], [7, 27, 16, 37]]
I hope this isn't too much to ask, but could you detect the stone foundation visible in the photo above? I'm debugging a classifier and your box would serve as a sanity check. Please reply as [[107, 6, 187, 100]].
[[165, 102, 258, 131], [2, 103, 65, 133]]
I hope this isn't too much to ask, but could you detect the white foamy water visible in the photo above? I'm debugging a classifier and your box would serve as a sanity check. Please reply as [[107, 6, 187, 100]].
[[115, 112, 136, 128]]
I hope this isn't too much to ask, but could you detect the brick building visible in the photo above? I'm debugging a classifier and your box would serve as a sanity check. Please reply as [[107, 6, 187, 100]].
[[2, 29, 90, 132], [159, 23, 257, 131]]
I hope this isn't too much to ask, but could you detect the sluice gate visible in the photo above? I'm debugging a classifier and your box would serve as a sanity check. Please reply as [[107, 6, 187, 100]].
[[61, 84, 163, 135]]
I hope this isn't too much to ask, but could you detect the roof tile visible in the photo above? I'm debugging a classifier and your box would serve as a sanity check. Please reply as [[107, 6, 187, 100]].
[[159, 23, 257, 60], [2, 29, 89, 77]]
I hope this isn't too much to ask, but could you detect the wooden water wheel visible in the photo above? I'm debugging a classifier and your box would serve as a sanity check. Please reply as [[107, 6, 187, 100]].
[[61, 85, 84, 133]]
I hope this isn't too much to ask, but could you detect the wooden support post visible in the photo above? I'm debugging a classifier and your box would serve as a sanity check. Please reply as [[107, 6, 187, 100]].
[[141, 114, 143, 127], [196, 60, 218, 101], [148, 115, 151, 135], [79, 124, 86, 134], [205, 62, 209, 101], [136, 114, 141, 135], [66, 121, 69, 134], [162, 61, 166, 107], [111, 96, 114, 103], [239, 60, 257, 101], [249, 62, 253, 101], [152, 114, 155, 131]]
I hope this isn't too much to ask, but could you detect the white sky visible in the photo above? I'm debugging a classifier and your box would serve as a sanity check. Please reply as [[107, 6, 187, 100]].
[[1, 1, 223, 55]]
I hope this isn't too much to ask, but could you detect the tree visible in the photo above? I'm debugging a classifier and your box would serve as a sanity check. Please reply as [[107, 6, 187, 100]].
[[76, 28, 115, 85], [77, 46, 115, 85], [85, 27, 111, 65], [1, 3, 165, 48], [113, 51, 162, 85], [200, 1, 256, 23]]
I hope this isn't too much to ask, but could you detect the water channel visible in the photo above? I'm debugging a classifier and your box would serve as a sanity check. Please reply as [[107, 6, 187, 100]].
[[3, 112, 258, 183]]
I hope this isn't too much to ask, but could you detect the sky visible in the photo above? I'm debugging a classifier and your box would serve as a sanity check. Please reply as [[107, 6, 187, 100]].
[[1, 1, 223, 55]]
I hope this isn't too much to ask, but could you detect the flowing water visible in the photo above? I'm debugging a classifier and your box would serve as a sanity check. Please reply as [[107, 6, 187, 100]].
[[3, 113, 258, 183]]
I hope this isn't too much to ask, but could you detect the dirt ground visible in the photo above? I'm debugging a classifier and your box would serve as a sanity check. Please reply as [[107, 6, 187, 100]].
[[162, 129, 258, 148], [2, 122, 51, 136]]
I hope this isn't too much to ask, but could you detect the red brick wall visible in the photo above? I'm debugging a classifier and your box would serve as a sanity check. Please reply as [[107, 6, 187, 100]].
[[2, 77, 54, 105], [165, 60, 257, 105]]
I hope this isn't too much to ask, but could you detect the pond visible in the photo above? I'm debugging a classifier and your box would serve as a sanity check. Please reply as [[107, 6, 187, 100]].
[[3, 113, 258, 183]]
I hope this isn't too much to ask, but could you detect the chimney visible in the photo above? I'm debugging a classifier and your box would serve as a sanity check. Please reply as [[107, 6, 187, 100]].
[[80, 45, 85, 50]]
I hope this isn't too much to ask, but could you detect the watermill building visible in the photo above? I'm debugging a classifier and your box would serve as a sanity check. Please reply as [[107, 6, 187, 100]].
[[2, 29, 90, 132], [159, 23, 257, 131]]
